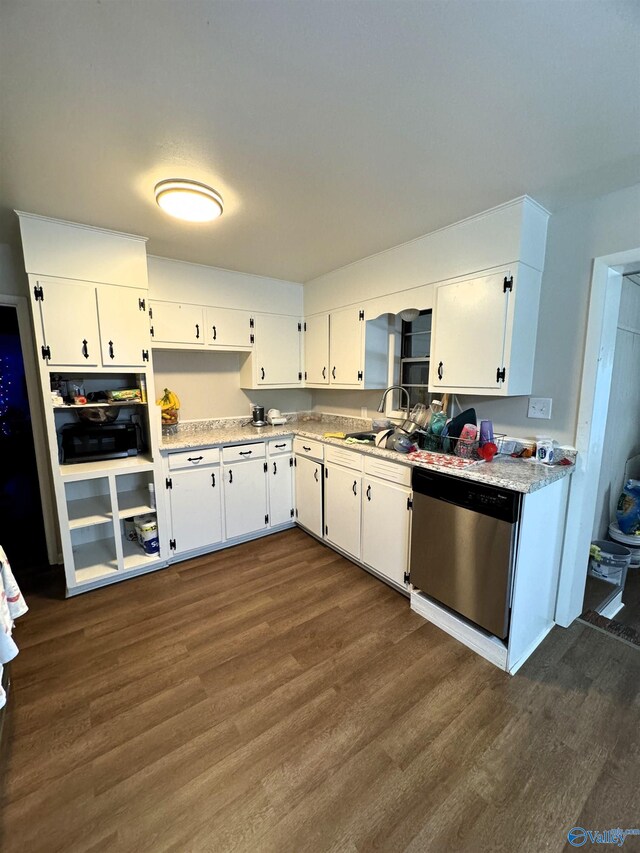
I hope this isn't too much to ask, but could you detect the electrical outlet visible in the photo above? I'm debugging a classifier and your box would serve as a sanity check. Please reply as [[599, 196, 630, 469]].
[[528, 397, 552, 419]]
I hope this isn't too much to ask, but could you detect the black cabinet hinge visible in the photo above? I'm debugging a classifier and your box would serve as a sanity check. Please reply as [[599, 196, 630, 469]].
[[298, 322, 302, 332], [304, 371, 307, 380], [358, 309, 364, 321], [357, 370, 363, 381], [303, 322, 307, 332], [40, 345, 50, 361], [33, 284, 44, 301], [407, 497, 413, 510], [142, 349, 149, 362], [165, 477, 172, 489], [325, 525, 328, 535], [290, 508, 294, 518], [298, 371, 302, 381], [149, 306, 153, 320], [289, 457, 294, 467], [265, 514, 269, 525], [404, 572, 410, 585], [150, 326, 154, 338], [496, 367, 506, 383], [503, 276, 513, 293], [250, 334, 255, 344], [263, 461, 268, 473], [169, 539, 176, 550], [139, 298, 146, 311], [249, 318, 255, 329], [325, 468, 328, 478], [295, 508, 299, 518]]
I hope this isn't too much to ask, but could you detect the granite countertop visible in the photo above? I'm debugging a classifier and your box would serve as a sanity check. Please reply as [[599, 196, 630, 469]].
[[160, 414, 575, 494]]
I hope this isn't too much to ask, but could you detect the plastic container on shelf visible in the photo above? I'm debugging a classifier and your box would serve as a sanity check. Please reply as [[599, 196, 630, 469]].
[[589, 539, 631, 584]]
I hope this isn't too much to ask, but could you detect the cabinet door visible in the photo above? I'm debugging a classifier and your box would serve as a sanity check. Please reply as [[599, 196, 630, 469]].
[[269, 456, 294, 527], [329, 307, 363, 386], [169, 467, 222, 555], [205, 307, 253, 349], [223, 458, 268, 539], [324, 464, 361, 559], [294, 455, 323, 538], [36, 280, 100, 366], [255, 315, 301, 385], [150, 301, 204, 345], [430, 273, 507, 390], [97, 286, 149, 366], [361, 478, 410, 586], [304, 314, 330, 384]]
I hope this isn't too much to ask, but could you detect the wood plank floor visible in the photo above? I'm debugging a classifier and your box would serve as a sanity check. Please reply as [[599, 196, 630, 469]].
[[1, 528, 639, 853]]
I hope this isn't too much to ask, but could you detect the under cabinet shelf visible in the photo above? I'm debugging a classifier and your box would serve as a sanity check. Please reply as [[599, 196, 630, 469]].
[[73, 540, 119, 583], [53, 401, 147, 410], [116, 489, 156, 518], [122, 538, 159, 570], [60, 454, 155, 480], [67, 497, 112, 529]]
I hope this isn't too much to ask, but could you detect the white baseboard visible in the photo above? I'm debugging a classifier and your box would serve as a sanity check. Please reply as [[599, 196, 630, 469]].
[[599, 590, 625, 620], [410, 591, 508, 671], [507, 622, 555, 675]]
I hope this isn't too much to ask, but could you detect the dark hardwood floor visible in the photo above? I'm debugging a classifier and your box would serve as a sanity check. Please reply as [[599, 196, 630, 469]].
[[1, 528, 639, 852]]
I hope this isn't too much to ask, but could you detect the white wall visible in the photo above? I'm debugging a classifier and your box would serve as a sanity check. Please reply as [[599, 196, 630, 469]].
[[152, 349, 311, 420], [592, 276, 640, 538], [0, 242, 28, 296]]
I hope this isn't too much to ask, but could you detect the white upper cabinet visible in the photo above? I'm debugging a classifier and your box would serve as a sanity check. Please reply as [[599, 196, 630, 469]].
[[429, 265, 542, 396], [204, 307, 253, 350], [150, 301, 204, 346], [240, 313, 302, 388], [304, 308, 389, 389], [97, 286, 150, 367], [34, 279, 101, 367], [304, 313, 330, 384]]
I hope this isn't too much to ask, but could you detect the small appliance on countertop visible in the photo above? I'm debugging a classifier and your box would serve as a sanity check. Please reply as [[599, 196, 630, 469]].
[[251, 405, 267, 427], [267, 408, 287, 426]]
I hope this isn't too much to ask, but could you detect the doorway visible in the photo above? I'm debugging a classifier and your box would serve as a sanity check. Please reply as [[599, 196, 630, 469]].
[[0, 304, 48, 581]]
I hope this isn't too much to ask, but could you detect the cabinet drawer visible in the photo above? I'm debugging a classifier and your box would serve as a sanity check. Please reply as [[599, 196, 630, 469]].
[[268, 437, 293, 456], [222, 442, 266, 463], [364, 456, 411, 486], [293, 437, 324, 462], [325, 445, 364, 472], [168, 447, 221, 469]]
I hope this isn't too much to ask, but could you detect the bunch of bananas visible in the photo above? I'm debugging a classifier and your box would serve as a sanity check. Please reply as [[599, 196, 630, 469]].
[[156, 388, 180, 425]]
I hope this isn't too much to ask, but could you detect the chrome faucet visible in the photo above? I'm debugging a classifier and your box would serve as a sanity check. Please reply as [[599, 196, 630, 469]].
[[376, 385, 410, 417]]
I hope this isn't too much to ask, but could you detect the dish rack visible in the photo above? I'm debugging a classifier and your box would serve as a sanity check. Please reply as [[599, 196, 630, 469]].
[[417, 431, 507, 459]]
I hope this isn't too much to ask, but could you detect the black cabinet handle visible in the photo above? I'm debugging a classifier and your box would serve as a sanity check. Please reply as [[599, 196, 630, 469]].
[[275, 443, 286, 449], [303, 445, 311, 452], [322, 366, 327, 379], [332, 366, 336, 380], [108, 340, 115, 360], [195, 324, 200, 339], [366, 485, 371, 501], [211, 472, 216, 487], [273, 461, 277, 475], [228, 470, 233, 483], [314, 468, 319, 482], [82, 339, 89, 359], [261, 367, 265, 380], [239, 450, 252, 456], [187, 456, 204, 463], [437, 361, 443, 380], [352, 480, 357, 496], [212, 325, 217, 341]]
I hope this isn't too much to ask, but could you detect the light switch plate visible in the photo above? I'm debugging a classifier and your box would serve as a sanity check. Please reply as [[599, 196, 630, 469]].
[[528, 397, 552, 419]]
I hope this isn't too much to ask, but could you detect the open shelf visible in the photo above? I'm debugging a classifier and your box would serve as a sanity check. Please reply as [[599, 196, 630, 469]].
[[117, 489, 155, 518], [67, 496, 112, 529], [73, 540, 119, 584], [53, 401, 146, 410], [122, 537, 160, 570], [60, 454, 155, 480]]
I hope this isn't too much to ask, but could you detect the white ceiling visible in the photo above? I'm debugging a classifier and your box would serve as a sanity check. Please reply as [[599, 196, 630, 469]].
[[1, 0, 639, 283]]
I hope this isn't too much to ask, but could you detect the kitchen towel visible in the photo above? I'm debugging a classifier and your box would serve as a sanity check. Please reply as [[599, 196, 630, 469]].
[[0, 545, 28, 709]]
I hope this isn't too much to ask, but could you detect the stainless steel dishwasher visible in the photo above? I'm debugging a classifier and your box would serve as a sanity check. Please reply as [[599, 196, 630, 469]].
[[409, 468, 521, 639]]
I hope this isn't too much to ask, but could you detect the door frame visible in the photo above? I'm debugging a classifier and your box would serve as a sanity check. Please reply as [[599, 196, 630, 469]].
[[555, 247, 640, 626], [0, 294, 59, 564]]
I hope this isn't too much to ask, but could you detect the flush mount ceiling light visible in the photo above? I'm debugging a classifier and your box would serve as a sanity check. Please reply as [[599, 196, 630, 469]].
[[154, 179, 223, 222], [398, 308, 420, 322]]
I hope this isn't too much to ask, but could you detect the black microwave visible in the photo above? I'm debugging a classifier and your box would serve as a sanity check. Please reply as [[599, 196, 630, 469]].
[[60, 422, 138, 464]]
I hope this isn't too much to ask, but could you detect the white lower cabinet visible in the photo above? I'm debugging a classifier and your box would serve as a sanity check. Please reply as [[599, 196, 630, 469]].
[[223, 457, 268, 539], [294, 454, 323, 538], [268, 454, 294, 527], [361, 477, 411, 587], [324, 464, 362, 560], [169, 466, 222, 555]]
